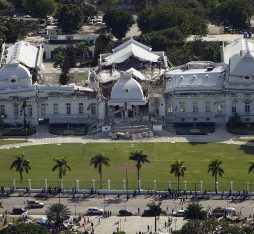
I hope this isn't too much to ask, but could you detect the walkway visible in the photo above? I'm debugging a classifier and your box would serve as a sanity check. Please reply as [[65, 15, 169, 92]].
[[0, 125, 253, 149]]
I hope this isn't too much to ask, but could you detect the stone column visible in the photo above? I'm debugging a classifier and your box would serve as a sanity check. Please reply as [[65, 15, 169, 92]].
[[76, 180, 79, 191], [247, 182, 250, 193], [13, 178, 16, 190], [154, 180, 157, 192], [44, 179, 48, 191], [184, 181, 187, 191], [123, 180, 126, 191], [92, 179, 95, 190], [28, 179, 31, 190], [107, 179, 110, 191], [200, 181, 203, 193], [138, 180, 141, 190]]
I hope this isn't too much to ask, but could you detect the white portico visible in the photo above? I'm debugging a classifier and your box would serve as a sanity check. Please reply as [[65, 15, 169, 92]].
[[108, 72, 147, 118]]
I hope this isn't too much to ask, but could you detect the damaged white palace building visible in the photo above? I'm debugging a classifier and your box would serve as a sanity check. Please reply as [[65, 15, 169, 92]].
[[0, 37, 254, 132]]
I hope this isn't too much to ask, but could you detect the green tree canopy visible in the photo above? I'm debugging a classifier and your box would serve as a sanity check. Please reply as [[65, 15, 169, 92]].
[[0, 222, 50, 234], [0, 0, 13, 15], [210, 0, 252, 31], [184, 203, 207, 220], [45, 203, 70, 228], [1, 18, 35, 43], [103, 9, 134, 40], [22, 0, 57, 19], [57, 3, 84, 33], [82, 3, 97, 18], [136, 27, 185, 51], [137, 7, 207, 36], [93, 33, 113, 65]]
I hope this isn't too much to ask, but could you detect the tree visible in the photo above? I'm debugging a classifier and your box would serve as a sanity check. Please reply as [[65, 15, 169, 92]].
[[103, 9, 134, 39], [170, 160, 186, 191], [52, 41, 77, 84], [45, 203, 70, 228], [137, 7, 207, 36], [76, 41, 91, 61], [146, 200, 164, 232], [90, 154, 110, 189], [4, 18, 31, 43], [52, 157, 71, 179], [57, 4, 84, 33], [0, 0, 13, 15], [184, 203, 207, 220], [93, 33, 113, 65], [208, 159, 224, 193], [132, 0, 149, 12], [23, 0, 57, 19], [82, 3, 97, 19], [10, 153, 31, 184], [211, 0, 252, 31], [248, 161, 254, 175], [0, 223, 50, 234], [52, 46, 66, 69], [129, 150, 150, 190]]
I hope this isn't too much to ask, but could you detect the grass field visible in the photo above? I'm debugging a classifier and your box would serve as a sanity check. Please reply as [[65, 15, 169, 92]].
[[1, 142, 254, 191]]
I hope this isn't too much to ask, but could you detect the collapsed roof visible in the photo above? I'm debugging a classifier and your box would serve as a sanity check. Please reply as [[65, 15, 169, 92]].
[[100, 38, 160, 66]]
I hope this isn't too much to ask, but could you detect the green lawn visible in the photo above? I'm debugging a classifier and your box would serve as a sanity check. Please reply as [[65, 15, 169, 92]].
[[1, 142, 254, 191]]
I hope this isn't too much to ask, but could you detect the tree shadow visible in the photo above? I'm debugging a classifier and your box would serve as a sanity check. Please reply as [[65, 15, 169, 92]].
[[104, 198, 123, 205], [239, 145, 254, 155], [188, 142, 208, 145]]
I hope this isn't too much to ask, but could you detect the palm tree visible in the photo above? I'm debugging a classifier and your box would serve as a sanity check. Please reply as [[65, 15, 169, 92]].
[[46, 203, 70, 228], [208, 159, 224, 193], [90, 154, 110, 189], [185, 203, 207, 220], [76, 41, 91, 61], [52, 158, 71, 179], [170, 160, 186, 191], [248, 161, 254, 175], [129, 150, 150, 190], [10, 153, 31, 184]]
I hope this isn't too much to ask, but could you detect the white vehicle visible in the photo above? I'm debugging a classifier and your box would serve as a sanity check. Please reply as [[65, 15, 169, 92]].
[[95, 19, 105, 25], [86, 207, 104, 215], [172, 209, 186, 217]]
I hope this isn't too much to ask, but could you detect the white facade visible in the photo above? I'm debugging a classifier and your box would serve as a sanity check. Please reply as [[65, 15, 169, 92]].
[[0, 42, 105, 127], [2, 37, 254, 129], [165, 38, 254, 124]]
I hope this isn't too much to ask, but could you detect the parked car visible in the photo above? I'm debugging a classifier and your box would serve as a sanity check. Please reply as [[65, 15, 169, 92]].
[[12, 207, 28, 215], [172, 209, 186, 217], [119, 209, 133, 216], [86, 207, 104, 215], [27, 200, 44, 209]]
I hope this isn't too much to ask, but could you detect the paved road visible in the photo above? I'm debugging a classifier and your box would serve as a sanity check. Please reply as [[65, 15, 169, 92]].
[[3, 195, 254, 217]]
